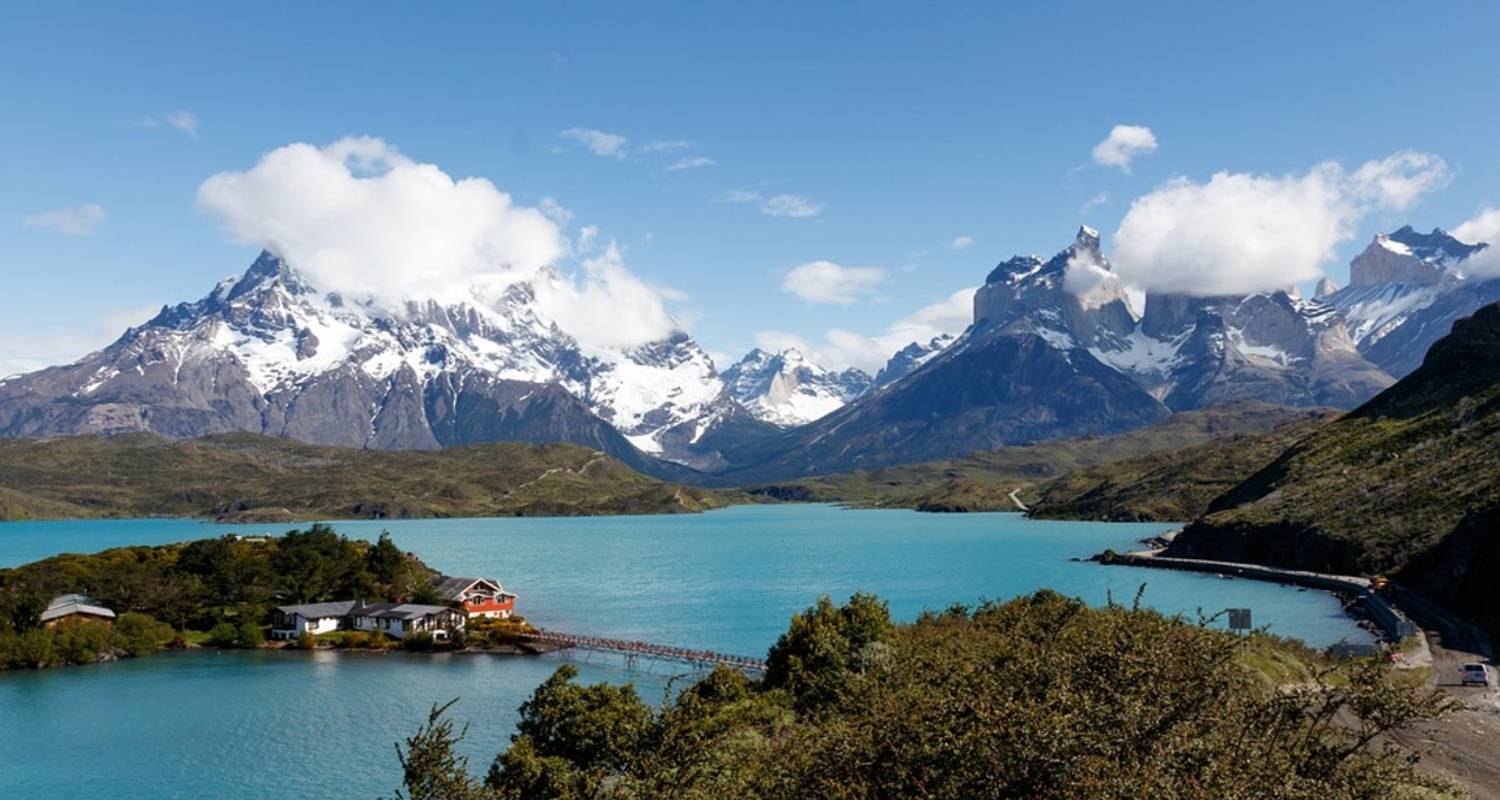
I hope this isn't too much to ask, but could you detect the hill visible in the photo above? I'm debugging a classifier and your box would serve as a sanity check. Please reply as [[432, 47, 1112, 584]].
[[1023, 412, 1337, 521], [0, 434, 727, 521], [1168, 301, 1500, 639], [747, 403, 1318, 512]]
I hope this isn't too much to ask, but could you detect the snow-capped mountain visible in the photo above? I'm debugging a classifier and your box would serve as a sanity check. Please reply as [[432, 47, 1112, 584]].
[[1102, 291, 1394, 411], [0, 251, 742, 472], [720, 348, 871, 427], [712, 226, 1401, 483], [1323, 226, 1498, 378], [709, 228, 1171, 482], [872, 334, 955, 388]]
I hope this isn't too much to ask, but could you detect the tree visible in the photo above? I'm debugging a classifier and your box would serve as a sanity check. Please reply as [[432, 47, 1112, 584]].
[[367, 532, 406, 586], [485, 664, 654, 798], [4, 591, 47, 633], [389, 699, 494, 800], [763, 592, 894, 711]]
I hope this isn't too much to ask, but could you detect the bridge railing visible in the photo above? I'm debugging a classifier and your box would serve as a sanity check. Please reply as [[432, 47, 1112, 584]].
[[526, 629, 767, 672]]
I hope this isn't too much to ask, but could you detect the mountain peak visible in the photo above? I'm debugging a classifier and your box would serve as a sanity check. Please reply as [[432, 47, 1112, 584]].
[[722, 347, 871, 427], [1348, 226, 1483, 287]]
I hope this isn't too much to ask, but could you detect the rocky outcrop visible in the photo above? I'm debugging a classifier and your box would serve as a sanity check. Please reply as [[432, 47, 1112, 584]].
[[1326, 226, 1497, 378], [1347, 226, 1485, 287], [721, 348, 871, 427]]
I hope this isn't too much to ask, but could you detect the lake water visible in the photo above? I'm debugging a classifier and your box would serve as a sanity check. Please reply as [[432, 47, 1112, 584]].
[[0, 506, 1371, 799]]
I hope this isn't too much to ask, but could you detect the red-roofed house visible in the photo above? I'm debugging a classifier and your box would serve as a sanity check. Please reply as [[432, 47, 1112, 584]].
[[429, 576, 517, 619]]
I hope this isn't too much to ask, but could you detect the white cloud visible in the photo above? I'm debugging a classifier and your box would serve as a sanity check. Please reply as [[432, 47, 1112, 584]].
[[163, 111, 200, 139], [781, 261, 886, 305], [640, 140, 694, 154], [118, 110, 200, 139], [559, 127, 630, 158], [665, 156, 716, 172], [1454, 207, 1500, 277], [196, 136, 678, 350], [538, 196, 573, 226], [576, 224, 601, 254], [532, 242, 678, 350], [1348, 151, 1452, 210], [723, 189, 761, 203], [762, 193, 823, 218], [1080, 191, 1109, 218], [1091, 125, 1158, 172], [1062, 248, 1114, 297], [22, 204, 106, 236], [1111, 152, 1450, 296], [950, 235, 974, 250], [757, 286, 976, 372]]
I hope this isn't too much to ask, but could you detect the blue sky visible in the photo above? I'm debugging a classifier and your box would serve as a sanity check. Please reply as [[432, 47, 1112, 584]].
[[4, 2, 1500, 374]]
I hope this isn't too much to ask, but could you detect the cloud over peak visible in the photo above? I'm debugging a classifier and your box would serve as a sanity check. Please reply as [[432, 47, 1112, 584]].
[[1091, 125, 1158, 172], [758, 286, 976, 372], [195, 136, 679, 350], [1110, 151, 1451, 296], [1454, 207, 1500, 278]]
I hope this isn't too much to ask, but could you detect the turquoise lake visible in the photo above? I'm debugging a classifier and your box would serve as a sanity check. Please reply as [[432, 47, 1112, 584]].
[[0, 505, 1372, 799]]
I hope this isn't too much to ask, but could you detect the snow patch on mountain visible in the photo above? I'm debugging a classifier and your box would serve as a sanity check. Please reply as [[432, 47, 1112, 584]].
[[721, 348, 871, 427]]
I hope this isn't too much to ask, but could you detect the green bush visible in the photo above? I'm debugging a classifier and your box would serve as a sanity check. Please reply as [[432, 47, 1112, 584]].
[[403, 631, 437, 652], [391, 592, 1457, 800], [295, 630, 317, 650], [206, 621, 242, 648], [237, 621, 264, 648], [114, 613, 174, 657], [50, 620, 113, 665]]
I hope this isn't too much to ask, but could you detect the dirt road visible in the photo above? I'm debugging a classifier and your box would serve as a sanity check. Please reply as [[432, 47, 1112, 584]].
[[1388, 588, 1500, 798]]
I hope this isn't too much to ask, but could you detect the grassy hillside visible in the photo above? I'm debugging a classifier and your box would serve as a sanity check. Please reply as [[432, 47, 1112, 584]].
[[1170, 301, 1500, 639], [0, 433, 729, 521], [748, 403, 1318, 512], [1023, 412, 1337, 521]]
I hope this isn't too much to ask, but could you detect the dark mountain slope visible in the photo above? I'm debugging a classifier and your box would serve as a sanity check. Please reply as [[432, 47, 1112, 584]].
[[713, 331, 1170, 484], [1168, 301, 1500, 636]]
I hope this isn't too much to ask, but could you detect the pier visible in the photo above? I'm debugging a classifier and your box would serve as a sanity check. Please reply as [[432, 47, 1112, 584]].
[[525, 629, 767, 674]]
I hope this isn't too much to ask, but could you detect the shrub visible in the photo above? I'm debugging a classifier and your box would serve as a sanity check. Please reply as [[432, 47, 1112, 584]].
[[295, 630, 316, 650], [403, 631, 436, 652], [391, 592, 1457, 800], [206, 622, 241, 648], [236, 621, 265, 648], [114, 613, 174, 657], [51, 620, 114, 665]]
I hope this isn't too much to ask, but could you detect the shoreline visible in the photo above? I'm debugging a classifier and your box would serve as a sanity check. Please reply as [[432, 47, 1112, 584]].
[[1090, 535, 1418, 645]]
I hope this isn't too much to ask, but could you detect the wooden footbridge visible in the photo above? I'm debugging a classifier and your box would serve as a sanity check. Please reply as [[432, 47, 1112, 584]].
[[525, 629, 767, 674]]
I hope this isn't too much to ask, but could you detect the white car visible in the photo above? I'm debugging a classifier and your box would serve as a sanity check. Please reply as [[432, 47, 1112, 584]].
[[1460, 663, 1491, 687]]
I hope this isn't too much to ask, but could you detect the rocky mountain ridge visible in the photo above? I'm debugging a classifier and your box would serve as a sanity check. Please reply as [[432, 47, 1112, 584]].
[[720, 348, 871, 427], [0, 251, 743, 473]]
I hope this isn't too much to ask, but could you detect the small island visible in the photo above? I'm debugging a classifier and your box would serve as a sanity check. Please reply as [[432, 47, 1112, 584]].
[[0, 525, 545, 670]]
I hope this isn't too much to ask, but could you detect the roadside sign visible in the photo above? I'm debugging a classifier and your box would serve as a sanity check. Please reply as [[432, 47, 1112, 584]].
[[1228, 608, 1252, 631]]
